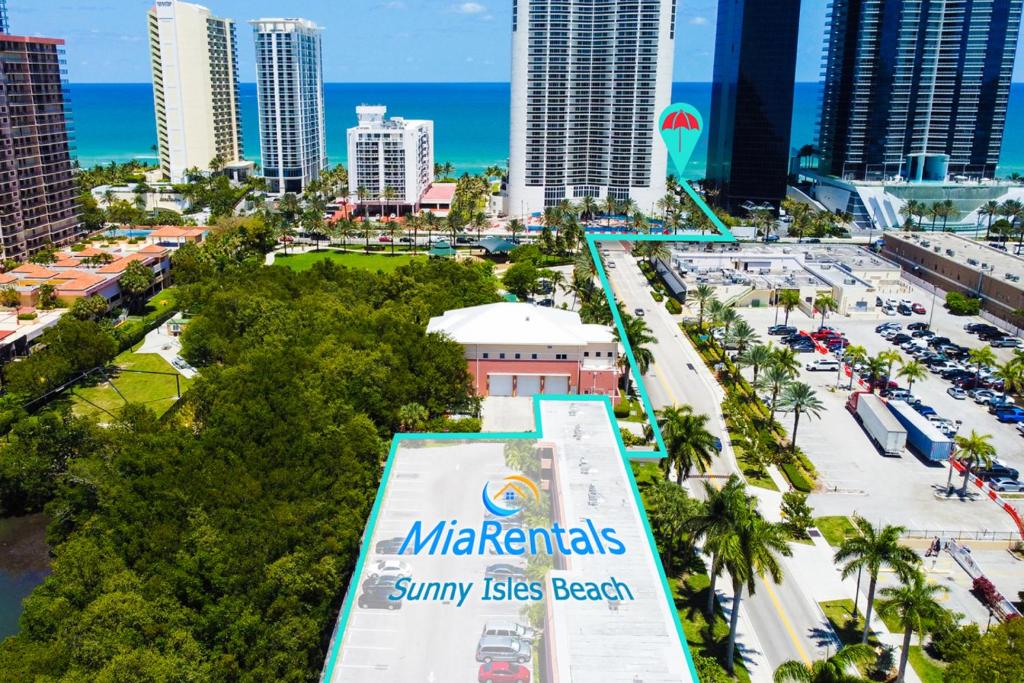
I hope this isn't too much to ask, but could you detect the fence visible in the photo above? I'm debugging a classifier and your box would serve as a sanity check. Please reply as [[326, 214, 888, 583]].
[[901, 529, 1021, 542]]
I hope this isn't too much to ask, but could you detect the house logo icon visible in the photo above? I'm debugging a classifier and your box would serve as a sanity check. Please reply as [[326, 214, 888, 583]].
[[482, 475, 540, 517]]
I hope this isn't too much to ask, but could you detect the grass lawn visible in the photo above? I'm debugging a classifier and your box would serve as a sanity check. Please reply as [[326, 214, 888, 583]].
[[732, 443, 779, 491], [71, 350, 193, 420], [671, 574, 751, 682], [144, 287, 176, 316], [275, 249, 426, 273], [819, 599, 885, 646], [813, 516, 857, 547], [908, 646, 946, 683]]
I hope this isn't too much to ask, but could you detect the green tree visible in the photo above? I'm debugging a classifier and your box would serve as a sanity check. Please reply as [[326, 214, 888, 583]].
[[896, 359, 928, 393], [944, 617, 1024, 682], [780, 491, 813, 540], [0, 287, 20, 308], [968, 346, 997, 387], [736, 343, 776, 385], [502, 262, 540, 300], [69, 295, 109, 321], [119, 261, 155, 313], [777, 289, 802, 326], [875, 570, 948, 683], [833, 516, 920, 643], [615, 310, 656, 375], [36, 284, 58, 310], [953, 430, 995, 497], [813, 292, 838, 329], [727, 319, 760, 354], [773, 643, 874, 683], [780, 382, 823, 451], [657, 404, 718, 483], [758, 363, 795, 420], [646, 478, 700, 570], [692, 284, 716, 330]]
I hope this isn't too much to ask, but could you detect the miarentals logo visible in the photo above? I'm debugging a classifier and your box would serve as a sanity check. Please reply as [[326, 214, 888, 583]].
[[482, 474, 540, 517]]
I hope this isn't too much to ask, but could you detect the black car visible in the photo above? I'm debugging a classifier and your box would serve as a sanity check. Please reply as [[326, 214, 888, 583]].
[[375, 537, 406, 554], [907, 322, 930, 331], [927, 337, 952, 348], [891, 334, 912, 344], [911, 329, 935, 338], [358, 585, 402, 610], [974, 464, 1021, 481], [966, 323, 1000, 335], [362, 574, 402, 591], [769, 325, 797, 336], [941, 369, 972, 381], [897, 304, 913, 316], [979, 332, 1007, 342]]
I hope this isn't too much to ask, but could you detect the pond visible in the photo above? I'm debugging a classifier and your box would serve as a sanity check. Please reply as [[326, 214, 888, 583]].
[[0, 514, 51, 641]]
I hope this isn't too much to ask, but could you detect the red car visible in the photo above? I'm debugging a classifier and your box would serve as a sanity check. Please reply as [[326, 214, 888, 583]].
[[912, 303, 926, 314], [478, 662, 530, 683]]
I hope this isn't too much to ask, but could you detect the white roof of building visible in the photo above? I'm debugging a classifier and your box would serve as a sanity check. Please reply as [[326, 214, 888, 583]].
[[427, 302, 615, 346]]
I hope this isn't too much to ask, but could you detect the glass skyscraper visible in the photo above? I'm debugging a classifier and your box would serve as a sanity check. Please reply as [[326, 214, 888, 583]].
[[706, 0, 802, 212], [252, 18, 326, 195], [819, 0, 1023, 181], [0, 0, 8, 34], [506, 0, 676, 217]]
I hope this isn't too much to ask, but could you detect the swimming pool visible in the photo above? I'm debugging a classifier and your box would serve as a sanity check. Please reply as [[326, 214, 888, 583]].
[[106, 229, 153, 238]]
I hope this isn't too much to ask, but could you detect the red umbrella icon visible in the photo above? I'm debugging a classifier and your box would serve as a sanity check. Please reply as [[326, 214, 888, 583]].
[[662, 110, 701, 151]]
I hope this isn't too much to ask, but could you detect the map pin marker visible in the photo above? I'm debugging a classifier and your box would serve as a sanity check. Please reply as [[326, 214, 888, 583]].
[[659, 104, 704, 177]]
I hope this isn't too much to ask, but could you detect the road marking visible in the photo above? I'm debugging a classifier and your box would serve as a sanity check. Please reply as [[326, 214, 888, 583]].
[[761, 579, 813, 665]]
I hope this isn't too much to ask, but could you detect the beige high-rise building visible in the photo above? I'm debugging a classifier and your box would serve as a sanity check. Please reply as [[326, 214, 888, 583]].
[[148, 0, 244, 183]]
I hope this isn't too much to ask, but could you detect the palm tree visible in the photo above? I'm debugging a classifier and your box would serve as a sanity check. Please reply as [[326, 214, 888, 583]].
[[507, 218, 525, 243], [937, 199, 956, 231], [723, 512, 792, 672], [736, 343, 775, 385], [728, 319, 761, 354], [863, 355, 890, 393], [646, 478, 699, 571], [879, 350, 903, 385], [683, 475, 752, 617], [904, 199, 927, 231], [896, 359, 928, 393], [876, 571, 948, 683], [780, 382, 824, 451], [692, 284, 716, 330], [657, 405, 718, 483], [603, 195, 618, 230], [953, 430, 996, 497], [979, 200, 1001, 239], [772, 346, 801, 376], [615, 311, 656, 375], [773, 643, 875, 683], [833, 516, 920, 643], [813, 293, 839, 329], [842, 344, 868, 390], [778, 290, 802, 326], [751, 209, 776, 243], [579, 195, 598, 222], [719, 306, 740, 340], [993, 359, 1024, 395], [758, 364, 795, 420], [968, 346, 997, 387]]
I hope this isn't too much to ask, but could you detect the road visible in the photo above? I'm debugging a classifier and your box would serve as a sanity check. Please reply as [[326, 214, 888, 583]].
[[602, 243, 836, 676]]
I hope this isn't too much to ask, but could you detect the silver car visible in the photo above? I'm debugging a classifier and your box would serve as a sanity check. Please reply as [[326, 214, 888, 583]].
[[475, 636, 532, 664], [989, 478, 1024, 493]]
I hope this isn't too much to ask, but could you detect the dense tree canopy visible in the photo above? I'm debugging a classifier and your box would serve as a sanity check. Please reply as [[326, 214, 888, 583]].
[[0, 255, 501, 681]]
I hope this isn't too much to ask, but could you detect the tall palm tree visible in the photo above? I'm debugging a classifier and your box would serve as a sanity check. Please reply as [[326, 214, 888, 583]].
[[579, 195, 598, 222], [968, 346, 997, 387], [507, 218, 524, 243], [833, 516, 920, 643], [1000, 199, 1023, 246], [813, 293, 839, 329], [719, 306, 740, 340], [723, 512, 792, 672], [603, 195, 618, 231], [758, 363, 795, 420], [647, 478, 698, 571], [778, 290, 802, 326], [728, 319, 761, 354], [863, 355, 890, 393], [953, 430, 996, 497], [780, 382, 824, 450], [772, 346, 801, 376], [979, 200, 1001, 239], [736, 343, 775, 385], [843, 344, 868, 389], [692, 284, 716, 330], [657, 405, 718, 483], [904, 199, 927, 231], [879, 350, 903, 384], [773, 644, 875, 683], [993, 359, 1024, 395], [683, 475, 752, 617], [896, 359, 928, 393], [876, 571, 948, 683], [615, 311, 656, 375]]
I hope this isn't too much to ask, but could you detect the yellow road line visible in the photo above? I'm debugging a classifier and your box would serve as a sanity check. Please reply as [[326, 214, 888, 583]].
[[762, 580, 812, 665], [652, 361, 679, 406]]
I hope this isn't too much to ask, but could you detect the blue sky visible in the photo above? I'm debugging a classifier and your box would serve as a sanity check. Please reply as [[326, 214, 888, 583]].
[[9, 0, 1024, 83]]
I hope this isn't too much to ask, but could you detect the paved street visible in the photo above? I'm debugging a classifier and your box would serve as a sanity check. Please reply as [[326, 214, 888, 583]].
[[601, 243, 835, 679]]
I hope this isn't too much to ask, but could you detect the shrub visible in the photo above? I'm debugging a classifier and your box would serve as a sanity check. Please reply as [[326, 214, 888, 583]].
[[613, 401, 631, 418], [17, 313, 37, 321], [70, 244, 85, 252], [946, 291, 981, 316], [651, 291, 664, 302], [425, 416, 481, 433], [620, 428, 645, 446], [665, 298, 682, 315], [781, 462, 812, 492]]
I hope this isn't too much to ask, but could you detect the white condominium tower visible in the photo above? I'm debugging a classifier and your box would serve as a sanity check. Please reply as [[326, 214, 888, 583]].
[[507, 0, 676, 217], [148, 0, 244, 183], [347, 106, 434, 210], [252, 18, 327, 195]]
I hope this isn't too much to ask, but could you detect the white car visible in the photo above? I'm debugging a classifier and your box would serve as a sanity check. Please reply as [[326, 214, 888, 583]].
[[368, 560, 411, 580], [947, 387, 968, 400], [1017, 424, 1024, 437], [882, 307, 897, 316]]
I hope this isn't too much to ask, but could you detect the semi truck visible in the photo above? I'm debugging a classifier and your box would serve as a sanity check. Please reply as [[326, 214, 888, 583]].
[[846, 392, 907, 457], [887, 400, 954, 462]]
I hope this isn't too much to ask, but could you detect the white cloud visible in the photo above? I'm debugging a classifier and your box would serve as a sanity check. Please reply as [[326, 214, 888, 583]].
[[383, 1, 406, 9], [456, 2, 487, 14], [689, 16, 708, 25]]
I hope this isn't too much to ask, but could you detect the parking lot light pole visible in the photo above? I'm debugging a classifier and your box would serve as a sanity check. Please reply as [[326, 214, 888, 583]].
[[945, 420, 964, 493]]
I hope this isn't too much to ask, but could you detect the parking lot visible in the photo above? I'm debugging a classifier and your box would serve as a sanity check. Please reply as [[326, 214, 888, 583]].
[[734, 288, 1022, 536]]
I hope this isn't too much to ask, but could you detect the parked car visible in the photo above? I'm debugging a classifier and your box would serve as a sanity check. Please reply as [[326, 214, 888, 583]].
[[992, 337, 1022, 348], [634, 308, 645, 317], [876, 323, 901, 333], [897, 304, 913, 316], [485, 564, 527, 581], [928, 337, 952, 348], [965, 323, 999, 334], [913, 404, 937, 417], [907, 322, 929, 331], [891, 334, 912, 345], [374, 537, 406, 554], [912, 303, 926, 314], [482, 622, 536, 643], [989, 478, 1024, 493], [357, 585, 401, 610], [974, 463, 1020, 481], [368, 560, 411, 580], [769, 325, 797, 336], [881, 306, 897, 316], [947, 387, 968, 400], [807, 359, 841, 372], [989, 398, 1018, 414], [478, 662, 531, 683], [476, 636, 531, 664], [994, 407, 1024, 423]]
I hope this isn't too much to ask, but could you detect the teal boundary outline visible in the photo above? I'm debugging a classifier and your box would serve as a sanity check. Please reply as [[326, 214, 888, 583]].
[[321, 180, 737, 682]]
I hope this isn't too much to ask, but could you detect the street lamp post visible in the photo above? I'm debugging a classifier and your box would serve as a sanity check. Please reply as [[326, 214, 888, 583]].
[[945, 420, 963, 493]]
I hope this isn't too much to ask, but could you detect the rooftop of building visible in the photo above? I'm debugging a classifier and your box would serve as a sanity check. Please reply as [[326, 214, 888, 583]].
[[427, 302, 615, 347], [883, 232, 1024, 283], [420, 183, 457, 204]]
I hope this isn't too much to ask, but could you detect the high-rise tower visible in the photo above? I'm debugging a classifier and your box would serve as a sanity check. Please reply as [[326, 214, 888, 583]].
[[148, 0, 244, 183], [506, 0, 676, 218], [252, 18, 327, 195], [818, 0, 1023, 181]]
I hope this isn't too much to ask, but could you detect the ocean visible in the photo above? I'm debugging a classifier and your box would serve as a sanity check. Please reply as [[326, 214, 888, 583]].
[[71, 82, 1024, 179]]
